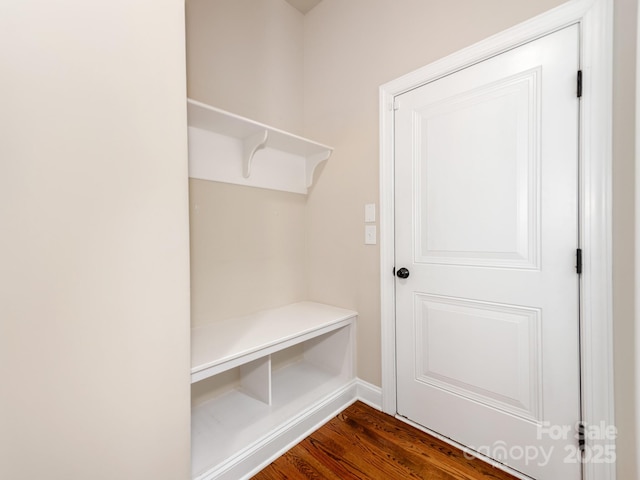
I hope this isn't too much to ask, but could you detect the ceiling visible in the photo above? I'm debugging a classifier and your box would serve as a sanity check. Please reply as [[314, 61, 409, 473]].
[[285, 0, 322, 14]]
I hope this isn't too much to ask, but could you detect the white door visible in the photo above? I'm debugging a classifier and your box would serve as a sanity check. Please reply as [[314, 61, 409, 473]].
[[395, 25, 581, 479]]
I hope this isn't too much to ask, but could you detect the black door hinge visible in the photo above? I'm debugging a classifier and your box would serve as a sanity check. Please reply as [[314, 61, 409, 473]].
[[577, 70, 583, 98], [576, 248, 583, 274], [577, 421, 586, 454]]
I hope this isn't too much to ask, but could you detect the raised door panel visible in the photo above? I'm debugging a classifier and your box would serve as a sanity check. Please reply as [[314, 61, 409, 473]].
[[414, 293, 542, 421], [415, 69, 540, 270]]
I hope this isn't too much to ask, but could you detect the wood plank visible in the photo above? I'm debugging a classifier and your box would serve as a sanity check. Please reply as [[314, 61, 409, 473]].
[[253, 401, 520, 480]]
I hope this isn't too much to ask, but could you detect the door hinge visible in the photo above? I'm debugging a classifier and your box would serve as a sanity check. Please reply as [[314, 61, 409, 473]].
[[577, 421, 586, 454], [576, 248, 583, 274], [393, 99, 400, 111], [577, 70, 583, 98]]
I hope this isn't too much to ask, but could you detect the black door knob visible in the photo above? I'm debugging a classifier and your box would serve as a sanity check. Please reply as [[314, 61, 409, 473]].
[[396, 267, 410, 279]]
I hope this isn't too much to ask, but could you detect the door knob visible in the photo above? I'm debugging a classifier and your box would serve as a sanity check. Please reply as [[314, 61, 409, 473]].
[[396, 267, 410, 279]]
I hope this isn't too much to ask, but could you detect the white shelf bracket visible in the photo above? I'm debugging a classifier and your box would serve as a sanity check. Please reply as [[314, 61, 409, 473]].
[[243, 130, 269, 178], [306, 150, 332, 188]]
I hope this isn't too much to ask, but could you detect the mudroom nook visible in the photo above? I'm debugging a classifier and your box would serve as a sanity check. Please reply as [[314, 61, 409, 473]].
[[187, 87, 360, 480], [185, 5, 362, 477]]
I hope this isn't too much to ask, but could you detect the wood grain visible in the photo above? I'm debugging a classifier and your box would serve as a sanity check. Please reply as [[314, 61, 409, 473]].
[[253, 401, 519, 480]]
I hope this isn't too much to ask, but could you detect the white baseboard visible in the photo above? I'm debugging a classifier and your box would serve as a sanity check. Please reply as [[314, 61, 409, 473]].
[[195, 377, 382, 480], [356, 378, 383, 410]]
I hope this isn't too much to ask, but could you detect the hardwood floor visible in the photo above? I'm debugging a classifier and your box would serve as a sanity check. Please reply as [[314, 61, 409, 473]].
[[253, 401, 519, 480]]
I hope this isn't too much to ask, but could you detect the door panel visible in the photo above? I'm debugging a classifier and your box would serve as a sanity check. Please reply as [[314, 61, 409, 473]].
[[414, 294, 542, 421], [416, 68, 540, 269], [395, 25, 581, 479]]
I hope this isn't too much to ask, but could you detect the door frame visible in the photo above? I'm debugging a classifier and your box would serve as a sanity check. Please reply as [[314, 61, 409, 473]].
[[379, 1, 614, 479]]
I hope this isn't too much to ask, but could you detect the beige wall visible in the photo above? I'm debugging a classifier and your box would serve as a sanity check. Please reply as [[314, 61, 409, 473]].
[[613, 0, 637, 478], [189, 180, 307, 326], [186, 0, 308, 327], [0, 1, 191, 479], [186, 0, 304, 134]]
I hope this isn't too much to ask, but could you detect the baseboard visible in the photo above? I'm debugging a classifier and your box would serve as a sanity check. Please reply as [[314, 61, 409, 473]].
[[194, 377, 382, 480], [356, 378, 383, 410], [199, 380, 358, 480]]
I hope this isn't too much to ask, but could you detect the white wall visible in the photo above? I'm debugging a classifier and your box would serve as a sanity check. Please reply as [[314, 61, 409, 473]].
[[0, 1, 191, 479]]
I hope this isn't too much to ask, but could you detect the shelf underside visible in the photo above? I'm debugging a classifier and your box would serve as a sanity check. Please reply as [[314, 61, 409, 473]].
[[187, 100, 333, 194]]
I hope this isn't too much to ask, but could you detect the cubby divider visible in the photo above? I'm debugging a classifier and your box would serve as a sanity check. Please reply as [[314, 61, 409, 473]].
[[239, 356, 271, 405], [191, 302, 357, 480]]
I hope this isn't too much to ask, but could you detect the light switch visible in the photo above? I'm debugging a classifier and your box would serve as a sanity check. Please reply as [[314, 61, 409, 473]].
[[365, 225, 377, 245], [365, 203, 376, 223]]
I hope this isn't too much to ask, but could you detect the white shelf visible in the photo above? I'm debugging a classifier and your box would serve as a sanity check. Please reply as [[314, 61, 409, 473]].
[[190, 301, 356, 480], [187, 99, 333, 194], [191, 301, 357, 383], [191, 359, 348, 479]]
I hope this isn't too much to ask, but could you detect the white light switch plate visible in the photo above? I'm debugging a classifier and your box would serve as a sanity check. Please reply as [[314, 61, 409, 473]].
[[365, 225, 377, 245], [365, 203, 376, 223]]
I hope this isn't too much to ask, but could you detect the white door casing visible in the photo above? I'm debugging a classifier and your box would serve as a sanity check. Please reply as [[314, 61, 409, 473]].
[[379, 1, 614, 480], [394, 25, 580, 479]]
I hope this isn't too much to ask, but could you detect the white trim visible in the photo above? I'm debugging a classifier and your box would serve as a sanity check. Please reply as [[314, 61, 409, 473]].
[[380, 79, 397, 415], [576, 2, 616, 479], [194, 378, 382, 480], [198, 381, 358, 480], [356, 378, 383, 410], [379, 1, 614, 479]]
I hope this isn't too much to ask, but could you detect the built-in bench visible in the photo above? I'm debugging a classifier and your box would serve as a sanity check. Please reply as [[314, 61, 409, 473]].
[[190, 302, 357, 480]]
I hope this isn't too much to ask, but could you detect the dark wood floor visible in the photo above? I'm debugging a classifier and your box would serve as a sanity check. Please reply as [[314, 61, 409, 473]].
[[253, 401, 519, 480]]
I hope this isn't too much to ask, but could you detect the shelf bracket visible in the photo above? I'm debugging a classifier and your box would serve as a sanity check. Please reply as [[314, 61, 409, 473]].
[[243, 130, 269, 178], [306, 150, 332, 188]]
